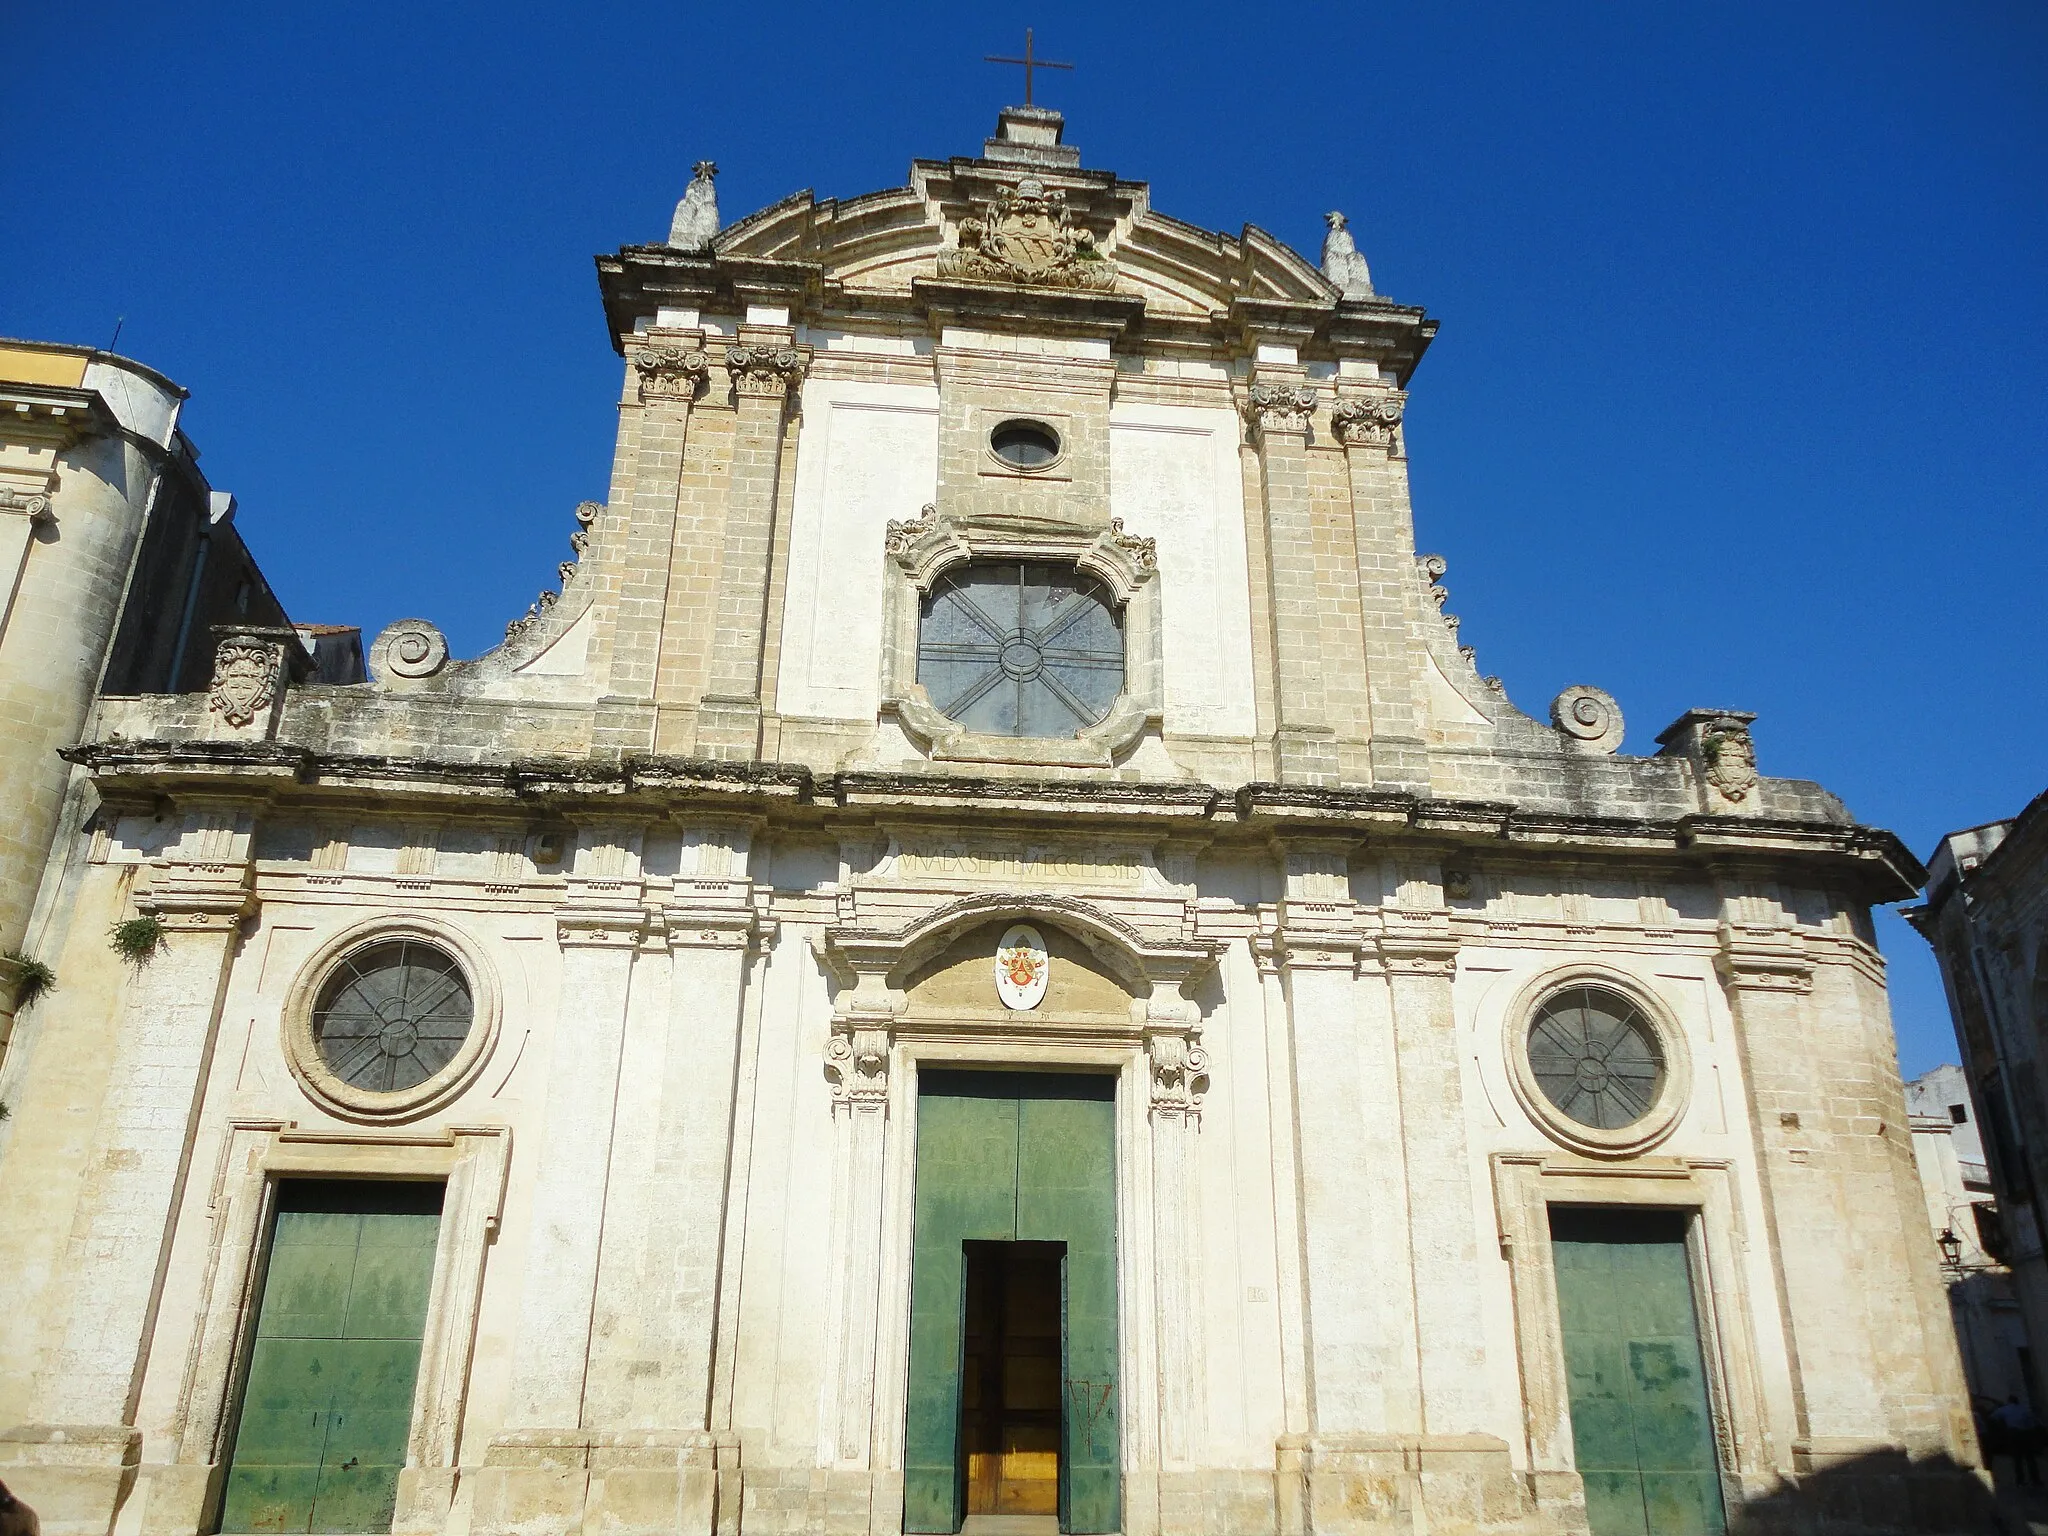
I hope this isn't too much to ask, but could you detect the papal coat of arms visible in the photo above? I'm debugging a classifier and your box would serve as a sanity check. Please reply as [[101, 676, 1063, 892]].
[[937, 178, 1117, 292], [994, 924, 1050, 1011]]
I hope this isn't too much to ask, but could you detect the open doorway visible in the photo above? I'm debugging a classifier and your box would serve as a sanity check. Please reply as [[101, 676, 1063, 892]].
[[961, 1240, 1066, 1522]]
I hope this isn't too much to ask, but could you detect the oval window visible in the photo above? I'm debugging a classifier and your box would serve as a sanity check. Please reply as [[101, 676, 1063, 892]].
[[311, 939, 476, 1094], [1525, 985, 1667, 1130], [917, 561, 1124, 738], [989, 419, 1061, 470]]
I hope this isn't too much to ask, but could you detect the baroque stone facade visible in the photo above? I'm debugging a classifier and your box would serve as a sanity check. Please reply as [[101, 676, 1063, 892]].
[[0, 108, 1986, 1536]]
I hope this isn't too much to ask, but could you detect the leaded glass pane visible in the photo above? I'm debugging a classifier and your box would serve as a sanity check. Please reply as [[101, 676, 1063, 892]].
[[313, 940, 474, 1094], [917, 561, 1125, 739], [1527, 986, 1666, 1130]]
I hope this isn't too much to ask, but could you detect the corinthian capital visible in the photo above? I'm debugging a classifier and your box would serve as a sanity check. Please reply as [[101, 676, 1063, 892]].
[[1245, 382, 1319, 439], [724, 343, 810, 399], [1331, 390, 1406, 453], [632, 343, 710, 404]]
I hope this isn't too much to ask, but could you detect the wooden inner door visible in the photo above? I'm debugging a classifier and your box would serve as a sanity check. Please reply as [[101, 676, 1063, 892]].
[[962, 1240, 1065, 1517]]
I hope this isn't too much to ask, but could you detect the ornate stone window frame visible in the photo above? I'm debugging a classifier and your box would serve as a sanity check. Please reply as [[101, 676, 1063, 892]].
[[878, 506, 1164, 767], [810, 894, 1219, 1523], [1503, 964, 1694, 1159], [1489, 1153, 1774, 1510], [171, 1121, 512, 1535], [282, 916, 503, 1124]]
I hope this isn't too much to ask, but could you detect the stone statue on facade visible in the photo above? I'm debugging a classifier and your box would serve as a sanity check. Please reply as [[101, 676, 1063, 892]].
[[1321, 210, 1375, 298], [668, 161, 720, 251]]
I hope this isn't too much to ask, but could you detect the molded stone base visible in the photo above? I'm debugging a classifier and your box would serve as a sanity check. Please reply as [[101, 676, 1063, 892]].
[[1277, 1434, 1552, 1536], [467, 1430, 728, 1536], [0, 1424, 142, 1536]]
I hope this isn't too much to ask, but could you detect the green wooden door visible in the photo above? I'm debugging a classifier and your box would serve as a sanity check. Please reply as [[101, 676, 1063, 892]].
[[219, 1180, 443, 1534], [905, 1072, 1119, 1535], [1551, 1208, 1726, 1536]]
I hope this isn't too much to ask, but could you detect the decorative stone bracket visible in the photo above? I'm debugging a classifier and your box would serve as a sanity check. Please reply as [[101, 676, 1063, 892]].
[[877, 503, 1164, 769]]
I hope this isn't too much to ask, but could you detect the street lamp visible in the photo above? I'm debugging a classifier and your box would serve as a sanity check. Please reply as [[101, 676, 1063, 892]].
[[1938, 1228, 1964, 1271]]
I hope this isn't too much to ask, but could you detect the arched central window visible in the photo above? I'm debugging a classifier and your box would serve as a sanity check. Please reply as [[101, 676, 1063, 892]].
[[917, 561, 1125, 738]]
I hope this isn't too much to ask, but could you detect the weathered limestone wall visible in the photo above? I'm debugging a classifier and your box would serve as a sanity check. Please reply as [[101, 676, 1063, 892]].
[[0, 773, 1982, 1535]]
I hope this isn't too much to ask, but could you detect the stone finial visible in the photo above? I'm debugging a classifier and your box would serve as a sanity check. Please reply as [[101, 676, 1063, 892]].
[[1321, 211, 1375, 299], [668, 160, 720, 251], [1551, 685, 1625, 754], [369, 619, 449, 682]]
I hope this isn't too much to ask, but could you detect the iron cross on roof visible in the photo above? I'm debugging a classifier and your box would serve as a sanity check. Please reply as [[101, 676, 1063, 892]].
[[984, 28, 1072, 106]]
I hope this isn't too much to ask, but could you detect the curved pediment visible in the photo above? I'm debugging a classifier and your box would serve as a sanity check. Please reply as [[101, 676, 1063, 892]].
[[704, 160, 1340, 317]]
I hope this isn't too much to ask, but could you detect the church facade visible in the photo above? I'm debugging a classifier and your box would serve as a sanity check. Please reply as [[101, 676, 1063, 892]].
[[0, 108, 1983, 1536]]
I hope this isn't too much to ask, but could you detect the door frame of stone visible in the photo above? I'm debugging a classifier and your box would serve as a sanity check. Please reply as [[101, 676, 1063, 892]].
[[171, 1121, 511, 1535], [882, 1046, 1147, 1532], [817, 893, 1218, 1536], [1489, 1153, 1774, 1516]]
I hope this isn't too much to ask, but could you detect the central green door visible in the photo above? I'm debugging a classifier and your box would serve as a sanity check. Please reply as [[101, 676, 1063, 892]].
[[905, 1071, 1119, 1535], [219, 1180, 443, 1534], [1551, 1207, 1726, 1536]]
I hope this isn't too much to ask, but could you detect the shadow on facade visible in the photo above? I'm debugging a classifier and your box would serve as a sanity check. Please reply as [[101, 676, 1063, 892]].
[[1728, 1449, 2004, 1534]]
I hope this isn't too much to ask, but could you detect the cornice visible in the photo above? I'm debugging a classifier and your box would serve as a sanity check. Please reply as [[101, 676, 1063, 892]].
[[0, 382, 118, 448], [63, 742, 1921, 895]]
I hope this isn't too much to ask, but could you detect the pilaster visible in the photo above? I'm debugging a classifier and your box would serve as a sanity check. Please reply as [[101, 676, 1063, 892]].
[[695, 330, 809, 759], [1713, 891, 1875, 1457], [822, 937, 899, 1479], [1144, 957, 1211, 1477], [582, 817, 762, 1536], [1377, 866, 1492, 1435], [14, 800, 257, 1536], [1332, 390, 1430, 793], [1271, 839, 1420, 1439], [477, 821, 651, 1536], [1245, 372, 1337, 784], [593, 330, 709, 753]]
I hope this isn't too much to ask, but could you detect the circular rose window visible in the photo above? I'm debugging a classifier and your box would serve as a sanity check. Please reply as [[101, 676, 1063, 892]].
[[1526, 985, 1667, 1130], [311, 939, 475, 1094]]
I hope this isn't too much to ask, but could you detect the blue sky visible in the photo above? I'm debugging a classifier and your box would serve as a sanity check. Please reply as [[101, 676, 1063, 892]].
[[4, 2, 2043, 1075]]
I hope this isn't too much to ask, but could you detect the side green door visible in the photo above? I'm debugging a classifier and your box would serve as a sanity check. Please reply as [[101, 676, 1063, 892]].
[[219, 1180, 444, 1534], [1551, 1207, 1726, 1536], [904, 1072, 1119, 1535]]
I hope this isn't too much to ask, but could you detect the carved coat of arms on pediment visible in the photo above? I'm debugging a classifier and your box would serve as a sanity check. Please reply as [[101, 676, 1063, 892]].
[[938, 178, 1117, 292]]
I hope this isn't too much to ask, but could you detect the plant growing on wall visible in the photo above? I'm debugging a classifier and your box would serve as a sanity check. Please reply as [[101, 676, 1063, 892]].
[[2, 951, 54, 1009], [110, 915, 166, 963]]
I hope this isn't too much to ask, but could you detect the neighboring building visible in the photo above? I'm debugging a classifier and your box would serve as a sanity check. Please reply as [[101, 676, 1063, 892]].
[[0, 108, 1986, 1536], [1907, 1064, 2031, 1410], [1909, 792, 2048, 1422], [0, 340, 300, 1060]]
